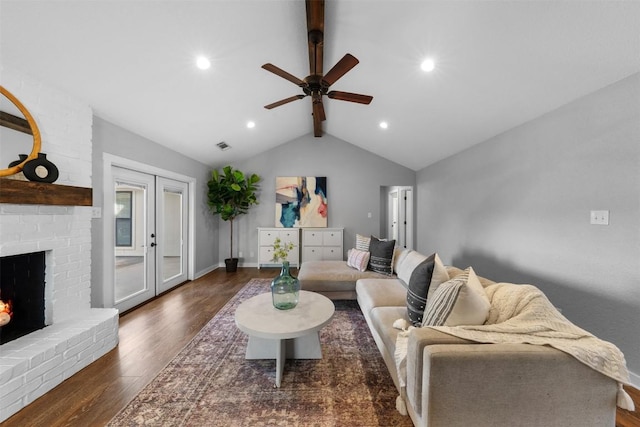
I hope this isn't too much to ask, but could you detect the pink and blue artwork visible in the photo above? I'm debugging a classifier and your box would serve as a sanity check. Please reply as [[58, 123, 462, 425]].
[[275, 176, 327, 228]]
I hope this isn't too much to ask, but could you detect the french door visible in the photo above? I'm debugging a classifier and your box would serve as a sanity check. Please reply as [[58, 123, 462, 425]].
[[112, 166, 189, 312]]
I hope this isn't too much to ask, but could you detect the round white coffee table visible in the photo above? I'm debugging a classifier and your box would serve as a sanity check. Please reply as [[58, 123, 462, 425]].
[[234, 290, 335, 387]]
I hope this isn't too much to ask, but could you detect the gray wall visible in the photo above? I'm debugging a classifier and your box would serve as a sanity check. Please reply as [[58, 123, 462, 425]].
[[224, 133, 416, 265], [91, 116, 218, 307], [415, 73, 640, 382]]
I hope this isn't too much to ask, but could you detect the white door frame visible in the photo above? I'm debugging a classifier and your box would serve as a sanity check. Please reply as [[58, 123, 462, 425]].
[[102, 153, 196, 309]]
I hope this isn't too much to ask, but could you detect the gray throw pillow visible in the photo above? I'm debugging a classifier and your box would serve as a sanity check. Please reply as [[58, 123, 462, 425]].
[[405, 254, 437, 326], [368, 236, 395, 275]]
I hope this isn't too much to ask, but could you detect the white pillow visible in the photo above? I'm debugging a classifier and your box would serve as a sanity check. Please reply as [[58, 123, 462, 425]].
[[422, 267, 490, 327], [347, 248, 370, 272], [355, 234, 371, 252]]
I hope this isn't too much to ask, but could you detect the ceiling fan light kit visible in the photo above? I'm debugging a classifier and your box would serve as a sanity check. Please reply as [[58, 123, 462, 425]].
[[262, 0, 373, 137]]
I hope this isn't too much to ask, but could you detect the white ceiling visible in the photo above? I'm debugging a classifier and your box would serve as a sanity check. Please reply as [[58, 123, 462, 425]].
[[2, 0, 639, 171]]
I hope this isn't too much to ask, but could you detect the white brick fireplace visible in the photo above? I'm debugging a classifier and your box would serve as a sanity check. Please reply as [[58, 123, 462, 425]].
[[0, 67, 119, 422]]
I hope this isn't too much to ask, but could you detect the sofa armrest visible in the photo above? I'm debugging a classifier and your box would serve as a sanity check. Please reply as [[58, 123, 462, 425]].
[[406, 340, 617, 427], [405, 327, 475, 414]]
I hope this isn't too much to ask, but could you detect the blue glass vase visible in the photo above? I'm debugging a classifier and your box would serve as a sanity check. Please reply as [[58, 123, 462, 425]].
[[271, 261, 300, 310]]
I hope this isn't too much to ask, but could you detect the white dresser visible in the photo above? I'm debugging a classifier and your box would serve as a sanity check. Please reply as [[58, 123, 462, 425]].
[[301, 228, 344, 262], [257, 228, 300, 268]]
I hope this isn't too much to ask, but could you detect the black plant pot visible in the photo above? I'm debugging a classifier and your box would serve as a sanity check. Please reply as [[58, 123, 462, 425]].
[[225, 258, 239, 273]]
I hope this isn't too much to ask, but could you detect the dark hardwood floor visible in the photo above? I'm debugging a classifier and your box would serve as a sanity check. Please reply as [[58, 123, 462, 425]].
[[2, 267, 639, 427]]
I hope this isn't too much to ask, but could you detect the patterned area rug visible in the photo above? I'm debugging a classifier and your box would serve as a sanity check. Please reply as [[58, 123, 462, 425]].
[[108, 279, 413, 426]]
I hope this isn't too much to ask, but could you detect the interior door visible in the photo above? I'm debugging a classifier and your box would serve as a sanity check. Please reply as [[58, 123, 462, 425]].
[[156, 177, 189, 293], [388, 190, 399, 242], [113, 167, 156, 312]]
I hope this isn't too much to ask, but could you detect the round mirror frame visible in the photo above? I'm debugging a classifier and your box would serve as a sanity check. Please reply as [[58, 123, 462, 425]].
[[0, 85, 42, 177]]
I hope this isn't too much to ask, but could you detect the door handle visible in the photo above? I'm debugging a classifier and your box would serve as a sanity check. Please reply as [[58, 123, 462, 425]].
[[150, 242, 156, 247]]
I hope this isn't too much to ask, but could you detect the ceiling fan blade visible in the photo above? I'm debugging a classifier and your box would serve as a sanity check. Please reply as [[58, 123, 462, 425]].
[[306, 0, 324, 76], [312, 97, 324, 136], [321, 54, 359, 87], [264, 95, 306, 110], [327, 90, 373, 105], [262, 63, 307, 87]]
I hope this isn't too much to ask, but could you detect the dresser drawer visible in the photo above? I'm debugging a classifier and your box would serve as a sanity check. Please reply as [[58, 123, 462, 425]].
[[302, 230, 323, 246], [302, 246, 324, 262], [323, 231, 342, 246], [322, 246, 342, 260], [259, 229, 279, 246], [278, 229, 300, 245]]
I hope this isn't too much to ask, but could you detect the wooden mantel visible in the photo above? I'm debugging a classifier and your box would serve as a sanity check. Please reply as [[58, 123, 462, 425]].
[[0, 179, 92, 206]]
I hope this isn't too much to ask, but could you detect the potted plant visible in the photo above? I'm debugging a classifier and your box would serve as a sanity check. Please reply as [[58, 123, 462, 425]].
[[207, 165, 261, 272]]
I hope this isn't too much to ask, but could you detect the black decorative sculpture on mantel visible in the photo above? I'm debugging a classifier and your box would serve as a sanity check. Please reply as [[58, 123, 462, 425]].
[[1, 85, 59, 183], [10, 152, 59, 183]]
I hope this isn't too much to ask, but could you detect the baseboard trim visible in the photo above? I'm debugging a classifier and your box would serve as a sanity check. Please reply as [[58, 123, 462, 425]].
[[195, 265, 218, 279]]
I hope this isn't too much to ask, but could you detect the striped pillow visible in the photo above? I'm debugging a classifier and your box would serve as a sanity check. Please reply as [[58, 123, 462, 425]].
[[422, 267, 490, 327], [355, 234, 371, 252], [346, 248, 370, 272]]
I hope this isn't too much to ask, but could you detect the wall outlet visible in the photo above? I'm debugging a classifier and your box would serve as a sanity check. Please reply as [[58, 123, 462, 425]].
[[590, 210, 609, 225], [250, 251, 254, 258], [91, 207, 102, 218], [238, 251, 243, 258]]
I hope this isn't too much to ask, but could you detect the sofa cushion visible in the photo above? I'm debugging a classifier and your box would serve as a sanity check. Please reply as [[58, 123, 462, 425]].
[[368, 236, 396, 275], [369, 305, 408, 360], [401, 252, 449, 326], [298, 261, 390, 294], [423, 267, 490, 326], [346, 248, 370, 272], [356, 278, 407, 315], [392, 248, 412, 273]]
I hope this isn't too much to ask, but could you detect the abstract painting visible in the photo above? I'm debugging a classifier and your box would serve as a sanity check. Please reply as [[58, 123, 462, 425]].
[[275, 176, 327, 228]]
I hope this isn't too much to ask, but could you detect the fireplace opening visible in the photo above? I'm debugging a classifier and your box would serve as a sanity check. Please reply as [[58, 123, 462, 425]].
[[0, 251, 46, 345]]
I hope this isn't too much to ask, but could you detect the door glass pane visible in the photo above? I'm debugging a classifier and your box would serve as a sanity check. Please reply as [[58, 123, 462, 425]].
[[162, 189, 182, 281], [114, 183, 147, 303], [115, 191, 132, 246]]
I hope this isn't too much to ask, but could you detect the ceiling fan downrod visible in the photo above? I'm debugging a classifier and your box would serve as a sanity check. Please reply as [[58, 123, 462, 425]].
[[308, 29, 323, 76]]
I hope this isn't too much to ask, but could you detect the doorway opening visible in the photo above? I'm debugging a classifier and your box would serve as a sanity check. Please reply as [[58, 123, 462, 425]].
[[381, 186, 414, 250]]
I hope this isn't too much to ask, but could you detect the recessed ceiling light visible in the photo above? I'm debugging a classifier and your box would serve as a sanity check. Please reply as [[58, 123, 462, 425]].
[[246, 121, 256, 129], [421, 58, 435, 72], [196, 56, 211, 70], [379, 121, 388, 129]]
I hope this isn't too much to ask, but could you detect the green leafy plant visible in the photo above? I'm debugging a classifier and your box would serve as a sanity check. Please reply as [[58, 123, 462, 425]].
[[207, 165, 261, 266], [271, 237, 295, 263]]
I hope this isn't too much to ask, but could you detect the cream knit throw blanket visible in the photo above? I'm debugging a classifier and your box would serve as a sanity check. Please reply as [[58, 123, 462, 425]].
[[394, 282, 635, 411]]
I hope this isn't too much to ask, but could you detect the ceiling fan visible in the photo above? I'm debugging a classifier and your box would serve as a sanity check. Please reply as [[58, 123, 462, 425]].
[[262, 0, 373, 137]]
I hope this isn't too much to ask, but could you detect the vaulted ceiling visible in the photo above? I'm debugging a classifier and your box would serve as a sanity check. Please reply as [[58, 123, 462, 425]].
[[2, 1, 639, 171]]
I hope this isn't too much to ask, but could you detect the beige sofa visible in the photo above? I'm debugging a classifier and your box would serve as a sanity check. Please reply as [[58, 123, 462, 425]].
[[298, 252, 620, 427]]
